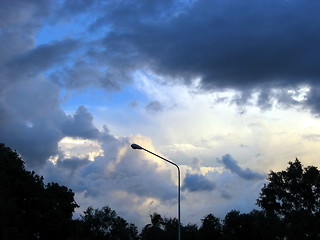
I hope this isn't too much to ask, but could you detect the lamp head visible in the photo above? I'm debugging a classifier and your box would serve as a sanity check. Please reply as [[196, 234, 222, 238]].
[[131, 143, 143, 150]]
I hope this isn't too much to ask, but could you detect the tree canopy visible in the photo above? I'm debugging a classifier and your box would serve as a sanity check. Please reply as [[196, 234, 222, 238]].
[[71, 206, 139, 240], [0, 143, 79, 240], [257, 158, 320, 239], [2, 142, 320, 239]]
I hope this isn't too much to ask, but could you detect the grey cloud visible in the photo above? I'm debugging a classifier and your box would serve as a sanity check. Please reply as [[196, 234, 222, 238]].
[[128, 100, 139, 108], [191, 157, 201, 172], [5, 39, 79, 81], [100, 0, 320, 85], [118, 173, 177, 201], [239, 144, 248, 148], [49, 60, 106, 89], [0, 0, 51, 86], [107, 141, 177, 201], [3, 0, 320, 171], [303, 134, 320, 142], [0, 79, 65, 168], [3, 0, 320, 115], [146, 101, 163, 114], [52, 129, 177, 202], [52, 134, 178, 202], [97, 0, 320, 113], [221, 154, 265, 180], [57, 156, 91, 170], [47, 40, 134, 91], [220, 191, 233, 200], [0, 0, 184, 224], [0, 78, 101, 168], [57, 0, 103, 17], [62, 106, 100, 139], [304, 86, 320, 115], [182, 173, 216, 192], [2, 122, 62, 169], [0, 0, 116, 94]]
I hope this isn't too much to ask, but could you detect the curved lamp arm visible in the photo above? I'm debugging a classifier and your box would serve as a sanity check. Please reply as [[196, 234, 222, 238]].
[[131, 143, 181, 240]]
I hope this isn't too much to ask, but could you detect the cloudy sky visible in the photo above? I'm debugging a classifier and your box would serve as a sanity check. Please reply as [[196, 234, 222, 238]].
[[1, 0, 320, 228]]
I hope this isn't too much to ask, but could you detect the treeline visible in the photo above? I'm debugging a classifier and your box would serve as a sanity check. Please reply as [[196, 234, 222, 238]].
[[1, 143, 320, 240]]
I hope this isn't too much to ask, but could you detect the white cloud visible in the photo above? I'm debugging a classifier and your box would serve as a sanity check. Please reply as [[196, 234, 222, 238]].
[[58, 137, 103, 161], [108, 71, 320, 171]]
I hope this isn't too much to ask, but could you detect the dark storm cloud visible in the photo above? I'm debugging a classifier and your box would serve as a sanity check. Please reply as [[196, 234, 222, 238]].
[[96, 0, 320, 113], [0, 79, 65, 168], [4, 0, 317, 113], [304, 86, 320, 115], [0, 104, 100, 168], [49, 60, 108, 89], [2, 0, 320, 167], [221, 154, 265, 180], [2, 0, 318, 114], [57, 0, 103, 17], [0, 77, 100, 168], [103, 0, 320, 86], [0, 0, 49, 31], [182, 173, 216, 192], [0, 0, 52, 86], [0, 0, 100, 168], [4, 39, 79, 80]]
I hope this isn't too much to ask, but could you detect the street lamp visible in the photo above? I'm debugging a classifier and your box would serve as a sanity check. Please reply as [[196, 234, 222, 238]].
[[131, 143, 181, 240]]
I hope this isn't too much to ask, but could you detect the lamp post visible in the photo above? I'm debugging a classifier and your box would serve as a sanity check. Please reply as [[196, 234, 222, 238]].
[[131, 143, 181, 240]]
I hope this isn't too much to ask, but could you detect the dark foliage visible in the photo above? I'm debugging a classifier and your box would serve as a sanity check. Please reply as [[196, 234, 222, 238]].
[[199, 213, 222, 240], [140, 213, 166, 240], [2, 143, 320, 240], [223, 209, 284, 240], [70, 206, 139, 240], [182, 223, 199, 240], [257, 158, 320, 239], [0, 143, 78, 240], [140, 213, 186, 240]]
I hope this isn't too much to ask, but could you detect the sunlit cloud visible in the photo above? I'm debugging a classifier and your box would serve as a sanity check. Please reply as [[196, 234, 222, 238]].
[[58, 137, 103, 161]]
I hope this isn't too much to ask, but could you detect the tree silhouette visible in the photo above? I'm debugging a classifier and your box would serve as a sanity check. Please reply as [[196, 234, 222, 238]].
[[3, 142, 320, 240], [257, 158, 320, 239], [141, 213, 187, 240], [162, 217, 180, 240], [199, 213, 222, 240], [140, 213, 165, 240], [182, 223, 199, 240], [0, 143, 78, 240], [223, 209, 284, 240], [40, 183, 79, 239], [73, 206, 139, 240]]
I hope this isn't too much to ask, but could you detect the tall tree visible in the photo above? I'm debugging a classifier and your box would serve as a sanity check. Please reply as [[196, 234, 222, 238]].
[[140, 213, 165, 240], [0, 143, 78, 240], [199, 213, 222, 240], [1, 143, 46, 239], [162, 217, 180, 240], [257, 159, 320, 239], [40, 183, 79, 239]]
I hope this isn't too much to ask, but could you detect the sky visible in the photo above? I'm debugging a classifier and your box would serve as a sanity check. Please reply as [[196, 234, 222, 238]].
[[1, 0, 320, 229]]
